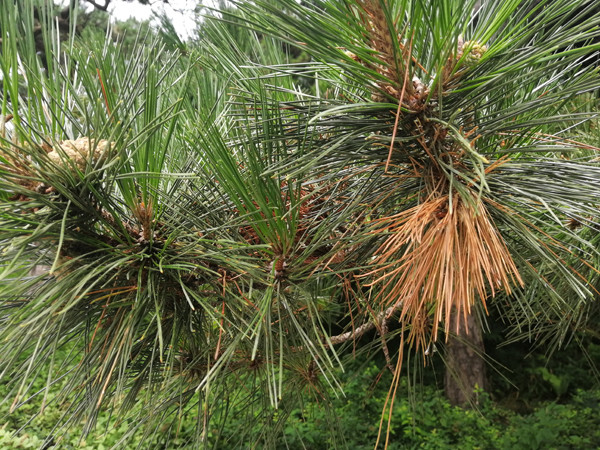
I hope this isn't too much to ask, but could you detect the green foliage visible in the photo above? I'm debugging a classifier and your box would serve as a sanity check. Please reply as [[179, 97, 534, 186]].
[[4, 354, 599, 449], [499, 390, 600, 450], [208, 363, 600, 449], [0, 346, 160, 449], [2, 0, 600, 448]]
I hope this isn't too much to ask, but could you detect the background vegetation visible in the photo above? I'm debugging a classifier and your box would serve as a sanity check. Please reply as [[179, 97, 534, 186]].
[[2, 338, 600, 448]]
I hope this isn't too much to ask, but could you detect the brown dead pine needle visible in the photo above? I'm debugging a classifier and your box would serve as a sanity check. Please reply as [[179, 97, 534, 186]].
[[364, 193, 523, 346]]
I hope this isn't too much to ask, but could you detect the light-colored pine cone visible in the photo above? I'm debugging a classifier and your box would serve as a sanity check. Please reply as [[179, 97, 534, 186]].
[[47, 137, 112, 171], [458, 40, 488, 67]]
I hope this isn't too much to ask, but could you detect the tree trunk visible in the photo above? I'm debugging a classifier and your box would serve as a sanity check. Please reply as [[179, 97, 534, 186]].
[[444, 309, 487, 406]]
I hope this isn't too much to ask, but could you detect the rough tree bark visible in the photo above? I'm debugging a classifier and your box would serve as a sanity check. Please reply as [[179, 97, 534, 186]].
[[444, 309, 487, 406]]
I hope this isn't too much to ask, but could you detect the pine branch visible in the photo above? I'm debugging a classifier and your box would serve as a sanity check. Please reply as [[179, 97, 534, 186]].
[[329, 304, 399, 345]]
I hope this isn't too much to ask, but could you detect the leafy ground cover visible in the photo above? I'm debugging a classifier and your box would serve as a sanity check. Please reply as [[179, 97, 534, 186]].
[[1, 338, 599, 449]]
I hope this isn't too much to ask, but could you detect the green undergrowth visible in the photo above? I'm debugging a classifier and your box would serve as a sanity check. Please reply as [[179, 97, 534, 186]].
[[271, 363, 600, 449], [1, 346, 599, 449]]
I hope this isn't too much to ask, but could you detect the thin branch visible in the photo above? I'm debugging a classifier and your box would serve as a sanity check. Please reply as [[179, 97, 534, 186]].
[[85, 0, 111, 11], [380, 318, 394, 373], [329, 304, 400, 345]]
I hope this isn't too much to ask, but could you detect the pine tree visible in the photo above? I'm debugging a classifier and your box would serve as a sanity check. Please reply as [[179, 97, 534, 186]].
[[1, 0, 600, 447]]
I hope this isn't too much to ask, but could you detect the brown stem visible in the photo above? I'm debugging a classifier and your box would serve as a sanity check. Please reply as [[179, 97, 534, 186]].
[[328, 304, 399, 345], [380, 317, 394, 373]]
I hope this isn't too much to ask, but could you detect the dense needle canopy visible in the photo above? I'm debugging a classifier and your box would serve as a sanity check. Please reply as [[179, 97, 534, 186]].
[[1, 0, 600, 447]]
